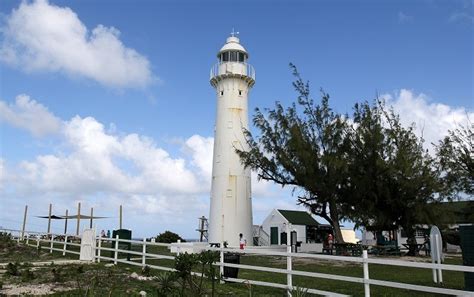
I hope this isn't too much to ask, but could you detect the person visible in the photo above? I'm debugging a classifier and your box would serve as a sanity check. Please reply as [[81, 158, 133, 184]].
[[239, 233, 246, 249], [100, 230, 106, 238], [327, 233, 334, 248], [107, 230, 111, 238]]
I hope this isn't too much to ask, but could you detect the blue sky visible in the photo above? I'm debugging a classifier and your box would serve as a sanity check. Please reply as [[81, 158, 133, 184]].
[[0, 0, 472, 238]]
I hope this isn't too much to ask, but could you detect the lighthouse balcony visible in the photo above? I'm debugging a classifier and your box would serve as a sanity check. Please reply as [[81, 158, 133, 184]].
[[210, 62, 255, 88]]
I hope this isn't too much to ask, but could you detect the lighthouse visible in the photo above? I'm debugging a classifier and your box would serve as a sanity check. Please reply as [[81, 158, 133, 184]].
[[208, 34, 255, 246]]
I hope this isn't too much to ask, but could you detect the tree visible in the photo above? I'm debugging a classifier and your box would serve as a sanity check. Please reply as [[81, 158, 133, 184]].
[[436, 120, 473, 197], [237, 65, 350, 243], [156, 230, 185, 243], [344, 100, 442, 254]]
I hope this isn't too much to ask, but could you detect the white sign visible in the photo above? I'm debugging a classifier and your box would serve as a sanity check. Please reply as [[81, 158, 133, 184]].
[[430, 226, 443, 283], [80, 228, 96, 261]]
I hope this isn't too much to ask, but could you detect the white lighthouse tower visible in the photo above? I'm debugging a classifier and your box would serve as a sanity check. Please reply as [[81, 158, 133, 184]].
[[208, 34, 255, 246]]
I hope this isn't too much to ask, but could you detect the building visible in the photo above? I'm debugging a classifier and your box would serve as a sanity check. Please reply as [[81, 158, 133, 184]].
[[361, 200, 474, 249], [260, 209, 332, 245], [208, 34, 256, 246]]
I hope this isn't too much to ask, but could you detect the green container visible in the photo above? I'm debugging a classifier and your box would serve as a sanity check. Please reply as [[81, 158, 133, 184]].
[[111, 229, 132, 261], [460, 225, 474, 291]]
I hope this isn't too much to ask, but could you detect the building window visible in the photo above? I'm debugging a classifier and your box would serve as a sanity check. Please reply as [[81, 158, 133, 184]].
[[238, 90, 242, 96], [221, 52, 229, 62], [226, 189, 232, 198], [239, 52, 245, 62], [220, 90, 224, 96]]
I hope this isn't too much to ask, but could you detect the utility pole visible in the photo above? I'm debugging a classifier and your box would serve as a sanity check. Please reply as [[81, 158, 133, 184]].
[[21, 205, 28, 240], [47, 203, 52, 234], [64, 209, 68, 234], [90, 207, 93, 229], [119, 204, 123, 229], [76, 202, 81, 236]]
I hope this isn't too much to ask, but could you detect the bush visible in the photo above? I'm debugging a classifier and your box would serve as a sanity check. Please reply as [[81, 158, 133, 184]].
[[21, 268, 35, 282], [155, 231, 185, 243], [6, 262, 19, 276]]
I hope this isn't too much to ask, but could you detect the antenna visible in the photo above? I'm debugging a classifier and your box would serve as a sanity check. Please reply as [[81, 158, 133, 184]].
[[231, 28, 239, 37]]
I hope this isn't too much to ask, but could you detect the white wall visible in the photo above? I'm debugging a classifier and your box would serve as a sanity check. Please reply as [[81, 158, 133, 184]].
[[261, 209, 307, 244]]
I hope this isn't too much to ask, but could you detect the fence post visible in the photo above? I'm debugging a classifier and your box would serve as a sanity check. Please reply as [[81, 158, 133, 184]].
[[26, 233, 29, 245], [286, 223, 292, 296], [36, 235, 40, 249], [50, 235, 54, 253], [97, 236, 102, 263], [17, 231, 20, 243], [435, 234, 443, 284], [63, 235, 68, 256], [363, 249, 370, 297], [114, 234, 119, 265], [220, 247, 224, 284], [142, 238, 146, 267]]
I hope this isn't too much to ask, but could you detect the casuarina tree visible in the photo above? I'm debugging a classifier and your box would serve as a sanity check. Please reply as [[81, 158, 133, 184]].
[[237, 65, 350, 243]]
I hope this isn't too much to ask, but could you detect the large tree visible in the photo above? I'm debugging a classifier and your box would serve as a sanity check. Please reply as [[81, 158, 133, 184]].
[[344, 101, 442, 253], [237, 65, 350, 243], [436, 121, 473, 197]]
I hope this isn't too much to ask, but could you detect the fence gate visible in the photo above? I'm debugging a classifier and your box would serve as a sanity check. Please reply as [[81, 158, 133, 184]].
[[80, 229, 96, 261]]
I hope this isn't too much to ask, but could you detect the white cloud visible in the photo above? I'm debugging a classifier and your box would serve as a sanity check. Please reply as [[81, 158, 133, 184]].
[[0, 0, 154, 88], [0, 94, 61, 136], [383, 89, 473, 153]]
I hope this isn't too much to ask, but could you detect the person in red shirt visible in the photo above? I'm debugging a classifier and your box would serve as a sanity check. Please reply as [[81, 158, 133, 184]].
[[239, 233, 246, 249]]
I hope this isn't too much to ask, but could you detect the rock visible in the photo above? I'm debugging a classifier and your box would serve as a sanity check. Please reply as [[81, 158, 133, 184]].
[[104, 263, 114, 267], [139, 291, 147, 296], [130, 272, 139, 279]]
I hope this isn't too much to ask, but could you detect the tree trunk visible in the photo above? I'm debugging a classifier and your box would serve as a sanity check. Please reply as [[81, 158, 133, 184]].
[[329, 200, 345, 244]]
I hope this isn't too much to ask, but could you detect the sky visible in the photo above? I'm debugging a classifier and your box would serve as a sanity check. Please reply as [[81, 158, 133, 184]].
[[0, 0, 472, 238]]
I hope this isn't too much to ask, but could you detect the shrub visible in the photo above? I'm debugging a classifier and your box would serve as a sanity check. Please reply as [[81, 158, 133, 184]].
[[21, 268, 35, 282], [155, 231, 185, 243], [6, 262, 19, 276]]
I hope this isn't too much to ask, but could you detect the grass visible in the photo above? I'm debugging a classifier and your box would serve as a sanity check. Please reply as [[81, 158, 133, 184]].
[[0, 235, 468, 296]]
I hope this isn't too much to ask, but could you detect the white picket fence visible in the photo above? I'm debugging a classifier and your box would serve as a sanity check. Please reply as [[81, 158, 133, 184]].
[[2, 228, 474, 296]]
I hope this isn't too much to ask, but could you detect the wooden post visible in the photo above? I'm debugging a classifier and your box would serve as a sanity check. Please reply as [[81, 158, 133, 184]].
[[90, 207, 94, 229], [119, 205, 123, 229], [142, 238, 146, 267], [76, 202, 81, 236], [21, 205, 28, 240], [286, 223, 292, 296], [47, 203, 52, 234], [64, 209, 68, 234]]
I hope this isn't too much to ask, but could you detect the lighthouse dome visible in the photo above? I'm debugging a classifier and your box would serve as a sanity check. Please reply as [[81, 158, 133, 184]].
[[218, 36, 248, 57]]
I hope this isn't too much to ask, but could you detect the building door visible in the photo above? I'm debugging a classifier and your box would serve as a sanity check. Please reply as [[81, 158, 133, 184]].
[[270, 227, 278, 245], [280, 232, 287, 245]]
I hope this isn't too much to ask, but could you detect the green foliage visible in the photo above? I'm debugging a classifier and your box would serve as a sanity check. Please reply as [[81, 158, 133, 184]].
[[52, 266, 62, 282], [344, 100, 442, 248], [6, 262, 19, 276], [156, 230, 185, 243], [292, 286, 309, 297], [142, 265, 151, 277], [443, 229, 461, 246], [156, 272, 178, 296], [237, 64, 349, 242], [21, 268, 35, 282], [436, 121, 473, 197]]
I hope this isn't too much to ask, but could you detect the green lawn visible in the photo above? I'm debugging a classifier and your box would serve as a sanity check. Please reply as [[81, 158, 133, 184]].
[[1, 236, 468, 296]]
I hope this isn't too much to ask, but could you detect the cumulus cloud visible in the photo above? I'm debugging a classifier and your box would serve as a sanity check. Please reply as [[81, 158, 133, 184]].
[[16, 115, 201, 196], [383, 89, 473, 153], [0, 94, 61, 136], [0, 0, 154, 88]]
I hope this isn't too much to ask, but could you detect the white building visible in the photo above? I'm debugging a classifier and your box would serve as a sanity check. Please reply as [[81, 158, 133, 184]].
[[260, 209, 330, 245], [208, 34, 255, 247]]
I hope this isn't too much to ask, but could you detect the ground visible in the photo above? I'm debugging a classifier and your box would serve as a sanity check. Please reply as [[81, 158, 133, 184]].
[[0, 233, 467, 296]]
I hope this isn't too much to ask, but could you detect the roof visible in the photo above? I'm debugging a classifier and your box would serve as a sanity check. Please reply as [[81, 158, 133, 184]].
[[218, 36, 248, 55], [277, 209, 319, 226]]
